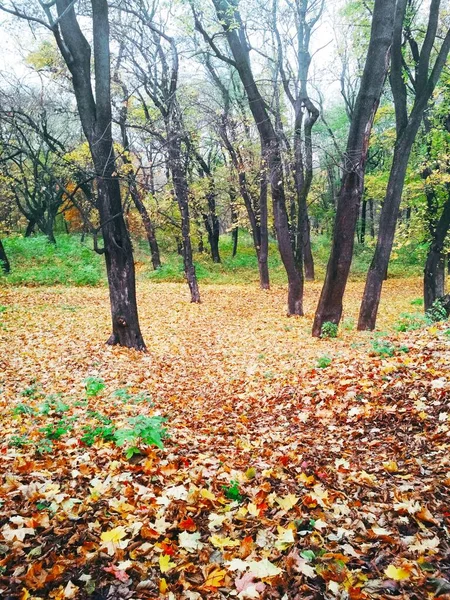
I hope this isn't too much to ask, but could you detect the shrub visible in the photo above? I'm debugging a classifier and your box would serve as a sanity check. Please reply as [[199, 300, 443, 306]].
[[321, 322, 338, 338], [426, 298, 448, 323], [317, 355, 332, 369]]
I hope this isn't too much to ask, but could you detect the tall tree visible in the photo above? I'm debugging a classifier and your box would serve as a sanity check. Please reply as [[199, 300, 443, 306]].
[[195, 0, 303, 314], [0, 0, 147, 349], [273, 0, 322, 280], [358, 0, 450, 330], [117, 2, 201, 302], [311, 0, 396, 337]]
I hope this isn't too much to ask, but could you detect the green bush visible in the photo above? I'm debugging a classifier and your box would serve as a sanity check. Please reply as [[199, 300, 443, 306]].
[[321, 322, 338, 338], [316, 355, 332, 369], [426, 298, 448, 323]]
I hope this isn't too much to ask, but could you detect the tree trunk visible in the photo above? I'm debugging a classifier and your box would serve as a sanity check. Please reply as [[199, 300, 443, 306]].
[[229, 186, 239, 257], [55, 0, 146, 350], [358, 0, 450, 330], [25, 219, 36, 237], [0, 239, 10, 273], [312, 0, 395, 337], [169, 136, 201, 303], [360, 198, 367, 244], [424, 195, 450, 310], [259, 168, 270, 290], [369, 199, 375, 238], [211, 0, 302, 314]]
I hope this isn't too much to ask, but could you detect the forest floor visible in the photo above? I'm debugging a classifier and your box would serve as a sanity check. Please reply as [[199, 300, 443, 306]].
[[0, 279, 449, 599]]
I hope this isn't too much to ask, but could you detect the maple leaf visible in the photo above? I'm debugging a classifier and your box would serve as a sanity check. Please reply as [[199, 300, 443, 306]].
[[210, 534, 241, 549], [2, 525, 35, 541], [384, 564, 411, 581], [100, 526, 129, 555], [275, 494, 299, 510], [178, 531, 204, 552], [235, 572, 265, 599], [203, 568, 227, 589], [159, 553, 176, 573]]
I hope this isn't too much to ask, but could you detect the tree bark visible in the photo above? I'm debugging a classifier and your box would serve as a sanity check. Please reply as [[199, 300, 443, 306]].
[[25, 219, 36, 237], [360, 198, 367, 244], [369, 199, 375, 238], [358, 0, 450, 330], [424, 194, 450, 310], [259, 167, 270, 290], [168, 136, 201, 303], [55, 0, 146, 350], [312, 0, 395, 337], [0, 239, 10, 273]]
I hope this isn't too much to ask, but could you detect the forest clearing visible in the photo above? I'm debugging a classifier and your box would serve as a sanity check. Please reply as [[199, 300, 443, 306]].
[[1, 280, 449, 599]]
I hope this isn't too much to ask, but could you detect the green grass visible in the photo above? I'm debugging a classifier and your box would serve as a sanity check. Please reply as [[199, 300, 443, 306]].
[[0, 231, 427, 287]]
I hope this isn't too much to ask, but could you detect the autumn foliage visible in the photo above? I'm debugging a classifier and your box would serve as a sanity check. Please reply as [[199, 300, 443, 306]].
[[0, 281, 449, 599]]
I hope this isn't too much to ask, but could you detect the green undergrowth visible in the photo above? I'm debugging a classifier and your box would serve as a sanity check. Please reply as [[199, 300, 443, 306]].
[[0, 231, 428, 287], [5, 378, 167, 459]]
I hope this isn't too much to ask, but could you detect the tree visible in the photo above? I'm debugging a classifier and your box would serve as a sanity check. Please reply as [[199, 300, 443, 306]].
[[273, 0, 322, 280], [116, 1, 201, 302], [312, 0, 396, 337], [358, 0, 450, 330], [202, 56, 270, 288], [0, 0, 147, 349], [195, 0, 304, 314]]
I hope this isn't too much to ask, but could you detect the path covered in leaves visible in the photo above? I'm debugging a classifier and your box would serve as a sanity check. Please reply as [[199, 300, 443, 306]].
[[0, 280, 449, 599]]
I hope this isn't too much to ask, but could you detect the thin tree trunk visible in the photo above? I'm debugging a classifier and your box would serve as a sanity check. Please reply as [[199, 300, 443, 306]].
[[312, 0, 395, 336], [117, 92, 161, 270], [229, 186, 239, 257], [209, 0, 302, 313], [259, 167, 270, 290], [424, 195, 450, 310], [369, 199, 375, 238], [0, 239, 10, 273], [169, 137, 200, 303], [360, 198, 367, 244]]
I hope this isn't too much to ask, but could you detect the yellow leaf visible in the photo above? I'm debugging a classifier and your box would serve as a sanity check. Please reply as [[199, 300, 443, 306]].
[[383, 461, 399, 473], [200, 489, 216, 501], [101, 526, 127, 543], [248, 502, 259, 516], [275, 494, 299, 510], [203, 568, 227, 588], [159, 553, 176, 573], [384, 564, 410, 581], [209, 534, 240, 549], [159, 578, 168, 593]]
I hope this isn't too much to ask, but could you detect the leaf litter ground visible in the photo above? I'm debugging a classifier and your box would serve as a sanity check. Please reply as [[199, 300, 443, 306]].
[[0, 280, 449, 600]]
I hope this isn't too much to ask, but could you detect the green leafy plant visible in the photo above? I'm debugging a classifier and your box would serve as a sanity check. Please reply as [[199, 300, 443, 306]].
[[84, 377, 105, 398], [114, 415, 167, 457], [410, 297, 424, 306], [21, 383, 43, 400], [222, 480, 243, 502], [316, 355, 332, 369], [372, 338, 395, 357], [12, 403, 35, 416], [35, 439, 53, 455], [8, 434, 30, 448], [426, 298, 448, 323], [81, 424, 116, 447], [321, 321, 338, 339], [40, 418, 74, 440], [394, 312, 428, 332]]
